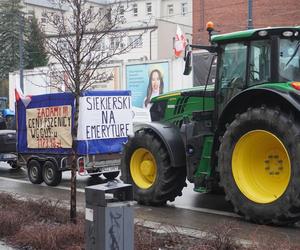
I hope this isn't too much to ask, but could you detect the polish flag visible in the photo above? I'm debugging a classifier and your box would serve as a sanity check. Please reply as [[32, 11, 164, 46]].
[[174, 25, 187, 57], [15, 83, 31, 107]]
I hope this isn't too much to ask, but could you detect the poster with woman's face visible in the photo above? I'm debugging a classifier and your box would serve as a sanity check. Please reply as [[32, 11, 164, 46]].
[[126, 62, 169, 108]]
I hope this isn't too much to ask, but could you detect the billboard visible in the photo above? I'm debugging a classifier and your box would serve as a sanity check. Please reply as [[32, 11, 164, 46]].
[[49, 66, 121, 92], [126, 62, 169, 108]]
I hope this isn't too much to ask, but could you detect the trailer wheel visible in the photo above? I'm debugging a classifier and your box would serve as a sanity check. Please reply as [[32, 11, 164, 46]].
[[8, 161, 20, 170], [219, 107, 300, 225], [103, 171, 119, 180], [27, 159, 43, 184], [121, 130, 186, 205], [42, 161, 62, 186]]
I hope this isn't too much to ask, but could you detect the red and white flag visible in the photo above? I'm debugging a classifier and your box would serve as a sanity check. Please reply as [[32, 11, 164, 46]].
[[15, 83, 31, 107], [174, 25, 187, 57]]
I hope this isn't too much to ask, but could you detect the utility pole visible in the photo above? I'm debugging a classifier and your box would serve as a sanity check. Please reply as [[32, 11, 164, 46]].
[[19, 12, 24, 92], [247, 0, 253, 29]]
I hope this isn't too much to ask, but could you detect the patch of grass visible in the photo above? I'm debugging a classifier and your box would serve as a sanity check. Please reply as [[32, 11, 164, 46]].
[[249, 226, 298, 250], [11, 223, 84, 250], [0, 211, 25, 237], [0, 192, 298, 250]]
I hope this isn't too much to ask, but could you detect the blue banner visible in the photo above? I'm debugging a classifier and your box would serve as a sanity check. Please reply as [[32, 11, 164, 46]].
[[17, 90, 132, 156]]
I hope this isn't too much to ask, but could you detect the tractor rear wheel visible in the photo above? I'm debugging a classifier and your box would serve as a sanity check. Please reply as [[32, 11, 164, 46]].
[[121, 130, 186, 205], [219, 106, 300, 225]]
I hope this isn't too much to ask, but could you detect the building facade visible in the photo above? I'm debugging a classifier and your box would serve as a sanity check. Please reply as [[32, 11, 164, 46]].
[[193, 0, 300, 45], [9, 0, 194, 109], [22, 0, 192, 61]]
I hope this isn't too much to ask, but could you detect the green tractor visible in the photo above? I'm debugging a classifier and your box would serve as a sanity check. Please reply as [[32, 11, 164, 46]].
[[121, 26, 300, 225]]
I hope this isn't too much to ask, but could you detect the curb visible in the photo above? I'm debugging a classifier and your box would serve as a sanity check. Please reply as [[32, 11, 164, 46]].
[[134, 218, 253, 248]]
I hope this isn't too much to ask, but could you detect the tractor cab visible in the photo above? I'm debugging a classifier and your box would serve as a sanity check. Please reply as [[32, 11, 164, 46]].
[[184, 26, 300, 115]]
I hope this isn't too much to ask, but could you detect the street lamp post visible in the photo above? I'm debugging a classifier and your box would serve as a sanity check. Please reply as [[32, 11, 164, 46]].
[[247, 0, 253, 29], [19, 12, 24, 92]]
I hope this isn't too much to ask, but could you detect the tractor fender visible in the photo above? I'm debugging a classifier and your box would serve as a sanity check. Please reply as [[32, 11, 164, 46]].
[[211, 87, 300, 170], [133, 122, 186, 168], [218, 87, 300, 130]]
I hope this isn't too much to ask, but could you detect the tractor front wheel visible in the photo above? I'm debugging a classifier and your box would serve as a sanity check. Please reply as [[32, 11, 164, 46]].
[[121, 130, 186, 205], [219, 107, 300, 225]]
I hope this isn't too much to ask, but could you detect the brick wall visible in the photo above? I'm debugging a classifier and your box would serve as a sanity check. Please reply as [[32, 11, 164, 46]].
[[193, 0, 300, 44]]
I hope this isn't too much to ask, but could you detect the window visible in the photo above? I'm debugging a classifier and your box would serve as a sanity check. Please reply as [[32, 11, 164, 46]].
[[40, 17, 47, 29], [27, 10, 34, 22], [128, 35, 143, 48], [132, 3, 138, 16], [181, 2, 187, 16], [110, 37, 124, 50], [41, 17, 47, 24], [120, 5, 124, 17], [218, 42, 247, 89], [249, 40, 271, 86], [57, 40, 69, 55], [106, 8, 112, 23], [279, 39, 300, 82], [27, 15, 33, 22], [167, 4, 174, 15], [92, 38, 105, 51], [146, 3, 152, 15], [218, 42, 247, 110]]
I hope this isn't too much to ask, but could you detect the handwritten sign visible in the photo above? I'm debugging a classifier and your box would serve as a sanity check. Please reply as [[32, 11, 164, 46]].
[[77, 96, 133, 140], [26, 105, 72, 148]]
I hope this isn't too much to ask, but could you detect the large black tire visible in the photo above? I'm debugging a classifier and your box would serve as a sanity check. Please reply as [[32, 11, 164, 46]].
[[27, 159, 43, 184], [121, 130, 186, 205], [42, 161, 62, 186], [103, 171, 119, 180], [219, 106, 300, 225]]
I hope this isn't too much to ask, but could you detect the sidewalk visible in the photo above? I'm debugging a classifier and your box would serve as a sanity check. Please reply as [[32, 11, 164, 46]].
[[0, 188, 299, 249], [0, 241, 14, 250]]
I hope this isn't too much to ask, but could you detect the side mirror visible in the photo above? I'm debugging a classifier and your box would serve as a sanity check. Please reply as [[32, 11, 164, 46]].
[[183, 50, 192, 75]]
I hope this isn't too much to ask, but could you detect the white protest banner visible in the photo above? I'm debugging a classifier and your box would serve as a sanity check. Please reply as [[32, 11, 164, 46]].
[[77, 95, 133, 140], [26, 105, 72, 148]]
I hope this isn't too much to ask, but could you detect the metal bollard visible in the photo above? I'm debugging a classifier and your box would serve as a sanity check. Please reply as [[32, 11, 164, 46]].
[[85, 181, 134, 250]]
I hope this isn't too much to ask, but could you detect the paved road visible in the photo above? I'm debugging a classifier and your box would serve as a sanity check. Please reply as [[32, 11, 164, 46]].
[[0, 163, 300, 247]]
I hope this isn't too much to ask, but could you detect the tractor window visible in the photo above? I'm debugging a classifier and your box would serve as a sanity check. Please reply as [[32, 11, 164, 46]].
[[279, 39, 300, 82], [248, 40, 271, 86], [218, 43, 247, 89]]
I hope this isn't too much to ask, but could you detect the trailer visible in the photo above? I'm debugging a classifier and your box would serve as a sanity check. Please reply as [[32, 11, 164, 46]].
[[17, 90, 132, 186]]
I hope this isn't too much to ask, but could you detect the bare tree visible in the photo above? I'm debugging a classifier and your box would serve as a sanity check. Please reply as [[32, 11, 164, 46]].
[[45, 0, 146, 223]]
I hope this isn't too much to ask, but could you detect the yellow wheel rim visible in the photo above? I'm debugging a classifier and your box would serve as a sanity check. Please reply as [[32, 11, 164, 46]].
[[130, 148, 157, 189], [232, 130, 291, 204]]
